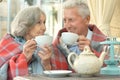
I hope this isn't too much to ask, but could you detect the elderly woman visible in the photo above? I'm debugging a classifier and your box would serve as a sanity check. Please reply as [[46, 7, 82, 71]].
[[0, 6, 52, 80]]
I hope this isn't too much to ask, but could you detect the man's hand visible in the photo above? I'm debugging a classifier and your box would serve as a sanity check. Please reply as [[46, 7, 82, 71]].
[[78, 35, 91, 51]]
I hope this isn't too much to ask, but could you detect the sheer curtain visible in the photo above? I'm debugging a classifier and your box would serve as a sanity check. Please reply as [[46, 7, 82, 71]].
[[41, 1, 63, 39], [87, 0, 117, 36]]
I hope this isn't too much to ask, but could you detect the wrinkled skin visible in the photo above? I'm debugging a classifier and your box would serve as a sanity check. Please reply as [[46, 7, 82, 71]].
[[23, 14, 52, 70], [63, 7, 91, 51]]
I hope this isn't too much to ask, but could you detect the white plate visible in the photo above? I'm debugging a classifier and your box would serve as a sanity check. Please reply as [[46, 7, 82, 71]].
[[43, 70, 72, 77]]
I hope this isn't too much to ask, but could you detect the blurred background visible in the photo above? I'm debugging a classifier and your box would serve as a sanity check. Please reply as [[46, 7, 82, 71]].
[[0, 0, 120, 39]]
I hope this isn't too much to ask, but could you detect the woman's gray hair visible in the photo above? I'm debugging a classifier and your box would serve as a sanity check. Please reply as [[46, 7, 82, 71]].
[[63, 0, 90, 18], [11, 6, 45, 37]]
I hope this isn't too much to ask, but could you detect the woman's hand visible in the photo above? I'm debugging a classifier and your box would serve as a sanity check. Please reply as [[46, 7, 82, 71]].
[[38, 45, 52, 70], [23, 39, 37, 62], [78, 35, 91, 51]]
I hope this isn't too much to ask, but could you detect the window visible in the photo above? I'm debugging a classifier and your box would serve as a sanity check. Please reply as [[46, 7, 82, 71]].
[[0, 0, 65, 39]]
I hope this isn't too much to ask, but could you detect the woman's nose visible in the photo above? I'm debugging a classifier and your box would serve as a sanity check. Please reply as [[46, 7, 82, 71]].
[[41, 24, 46, 31]]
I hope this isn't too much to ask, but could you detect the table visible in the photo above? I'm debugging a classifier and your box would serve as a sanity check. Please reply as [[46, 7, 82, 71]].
[[14, 73, 120, 80]]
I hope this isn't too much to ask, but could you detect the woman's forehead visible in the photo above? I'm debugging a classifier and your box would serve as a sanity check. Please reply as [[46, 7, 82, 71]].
[[40, 14, 46, 21]]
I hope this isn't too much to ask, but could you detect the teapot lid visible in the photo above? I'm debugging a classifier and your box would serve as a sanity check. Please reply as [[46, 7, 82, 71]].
[[81, 46, 94, 55]]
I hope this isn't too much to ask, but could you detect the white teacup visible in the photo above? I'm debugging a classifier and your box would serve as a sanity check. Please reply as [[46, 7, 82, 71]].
[[61, 32, 79, 45], [34, 35, 53, 46]]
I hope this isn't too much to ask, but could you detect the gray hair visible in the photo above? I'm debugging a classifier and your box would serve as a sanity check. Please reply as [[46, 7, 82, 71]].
[[11, 6, 45, 37], [63, 0, 90, 18]]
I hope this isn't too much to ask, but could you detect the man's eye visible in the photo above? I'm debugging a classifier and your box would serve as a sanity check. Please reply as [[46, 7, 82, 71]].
[[63, 19, 66, 23], [69, 19, 73, 21]]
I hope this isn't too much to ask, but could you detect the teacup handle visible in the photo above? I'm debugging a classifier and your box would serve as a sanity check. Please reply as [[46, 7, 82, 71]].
[[67, 52, 78, 69]]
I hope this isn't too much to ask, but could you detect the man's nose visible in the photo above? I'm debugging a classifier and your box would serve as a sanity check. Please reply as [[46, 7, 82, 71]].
[[64, 21, 71, 27]]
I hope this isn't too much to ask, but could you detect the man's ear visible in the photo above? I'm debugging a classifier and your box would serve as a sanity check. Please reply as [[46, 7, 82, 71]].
[[85, 16, 90, 24]]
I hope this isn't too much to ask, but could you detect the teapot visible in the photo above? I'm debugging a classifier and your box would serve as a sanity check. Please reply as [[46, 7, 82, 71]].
[[68, 46, 107, 76]]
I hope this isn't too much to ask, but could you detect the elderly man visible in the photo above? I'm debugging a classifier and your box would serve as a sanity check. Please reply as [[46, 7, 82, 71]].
[[51, 0, 106, 70]]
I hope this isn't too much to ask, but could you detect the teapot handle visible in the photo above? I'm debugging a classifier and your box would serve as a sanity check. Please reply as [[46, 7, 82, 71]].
[[67, 52, 78, 69]]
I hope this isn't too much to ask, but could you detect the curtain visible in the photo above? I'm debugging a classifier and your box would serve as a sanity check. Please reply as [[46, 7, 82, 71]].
[[41, 1, 63, 39], [87, 0, 117, 36]]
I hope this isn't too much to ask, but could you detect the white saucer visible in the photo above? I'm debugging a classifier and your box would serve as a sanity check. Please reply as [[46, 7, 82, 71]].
[[43, 70, 72, 77]]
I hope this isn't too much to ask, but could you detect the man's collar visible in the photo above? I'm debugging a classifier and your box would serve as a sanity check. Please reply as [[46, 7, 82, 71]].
[[86, 29, 93, 40]]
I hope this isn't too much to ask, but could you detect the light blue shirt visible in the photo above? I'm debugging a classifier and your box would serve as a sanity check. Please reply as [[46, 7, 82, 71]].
[[14, 37, 43, 74], [68, 29, 93, 54]]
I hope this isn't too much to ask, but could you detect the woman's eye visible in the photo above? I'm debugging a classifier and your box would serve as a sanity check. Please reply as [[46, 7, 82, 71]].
[[37, 20, 46, 25], [38, 21, 41, 24], [43, 21, 46, 24]]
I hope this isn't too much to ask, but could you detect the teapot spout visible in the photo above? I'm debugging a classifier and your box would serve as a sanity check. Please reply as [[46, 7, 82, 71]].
[[99, 46, 108, 67]]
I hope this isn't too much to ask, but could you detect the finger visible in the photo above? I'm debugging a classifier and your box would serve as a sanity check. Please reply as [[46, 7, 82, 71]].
[[60, 37, 63, 43], [38, 51, 45, 56], [40, 46, 51, 53], [78, 36, 85, 43], [78, 40, 85, 45], [24, 44, 36, 51], [29, 46, 37, 51], [23, 46, 36, 55], [78, 45, 84, 51], [23, 41, 37, 53], [27, 40, 37, 47], [38, 51, 48, 60], [44, 45, 52, 52]]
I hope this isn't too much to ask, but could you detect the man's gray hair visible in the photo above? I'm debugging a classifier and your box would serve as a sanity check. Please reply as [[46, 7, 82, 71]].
[[63, 0, 90, 18], [11, 6, 45, 37]]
